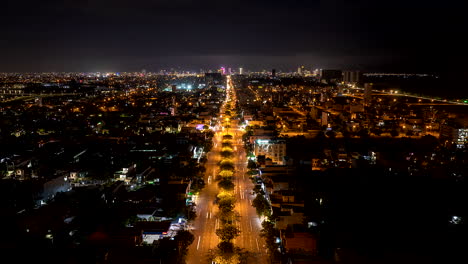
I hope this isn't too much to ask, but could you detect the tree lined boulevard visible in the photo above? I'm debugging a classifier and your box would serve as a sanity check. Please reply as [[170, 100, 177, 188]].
[[187, 76, 267, 264]]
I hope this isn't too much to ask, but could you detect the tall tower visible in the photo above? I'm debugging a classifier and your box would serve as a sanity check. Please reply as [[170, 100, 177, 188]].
[[297, 66, 305, 75], [272, 69, 276, 78], [239, 67, 243, 75], [171, 95, 177, 116], [364, 83, 373, 106]]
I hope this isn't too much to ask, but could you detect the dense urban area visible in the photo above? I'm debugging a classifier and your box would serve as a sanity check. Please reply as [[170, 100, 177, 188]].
[[0, 69, 467, 264]]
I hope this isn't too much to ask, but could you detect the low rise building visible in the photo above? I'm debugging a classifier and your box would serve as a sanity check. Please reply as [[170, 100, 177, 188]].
[[254, 139, 287, 165]]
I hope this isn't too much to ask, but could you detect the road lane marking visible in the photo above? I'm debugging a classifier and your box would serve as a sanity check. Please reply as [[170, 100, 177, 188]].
[[197, 236, 201, 250], [206, 212, 209, 219], [256, 238, 260, 251], [250, 220, 252, 231]]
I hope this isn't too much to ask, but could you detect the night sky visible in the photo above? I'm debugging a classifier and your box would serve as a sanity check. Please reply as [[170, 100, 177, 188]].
[[1, 0, 467, 73]]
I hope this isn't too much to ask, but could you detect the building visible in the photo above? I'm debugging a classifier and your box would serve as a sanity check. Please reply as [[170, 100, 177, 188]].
[[136, 221, 172, 245], [364, 83, 373, 105], [114, 163, 137, 183], [319, 69, 342, 83], [297, 66, 305, 75], [282, 231, 317, 256], [321, 112, 329, 126], [39, 174, 71, 204], [440, 122, 468, 148], [343, 71, 362, 84], [272, 69, 276, 78], [204, 72, 223, 84], [239, 67, 243, 75], [254, 139, 287, 165]]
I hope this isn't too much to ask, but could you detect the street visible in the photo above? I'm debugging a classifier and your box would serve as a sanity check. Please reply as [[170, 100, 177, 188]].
[[187, 78, 268, 263], [230, 120, 268, 264], [186, 131, 223, 264]]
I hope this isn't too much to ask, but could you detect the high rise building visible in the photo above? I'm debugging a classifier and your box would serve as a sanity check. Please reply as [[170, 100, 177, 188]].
[[343, 71, 363, 84], [272, 69, 276, 78], [239, 67, 243, 75], [319, 69, 342, 83], [297, 66, 305, 75], [171, 95, 177, 116], [364, 83, 373, 105]]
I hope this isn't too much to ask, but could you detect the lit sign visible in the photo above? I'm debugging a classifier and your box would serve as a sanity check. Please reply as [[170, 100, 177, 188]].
[[256, 139, 270, 145]]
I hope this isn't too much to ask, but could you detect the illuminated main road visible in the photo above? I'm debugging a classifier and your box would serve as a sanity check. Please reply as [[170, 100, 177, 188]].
[[229, 120, 268, 264], [229, 76, 268, 263], [186, 130, 223, 264], [186, 77, 267, 263]]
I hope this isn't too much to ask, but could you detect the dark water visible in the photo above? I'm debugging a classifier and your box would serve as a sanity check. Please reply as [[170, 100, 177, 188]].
[[364, 75, 467, 100]]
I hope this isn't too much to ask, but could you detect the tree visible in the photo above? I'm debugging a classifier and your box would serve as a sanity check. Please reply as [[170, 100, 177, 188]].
[[221, 150, 234, 158], [247, 160, 257, 169], [219, 170, 234, 178], [187, 207, 197, 221], [372, 128, 383, 136], [222, 142, 233, 148], [205, 130, 215, 139], [223, 134, 233, 140], [253, 184, 264, 195], [218, 178, 235, 191], [152, 238, 179, 263], [216, 224, 240, 242], [210, 250, 241, 264], [220, 159, 234, 166], [252, 195, 271, 217], [325, 130, 336, 139], [218, 195, 236, 213], [218, 241, 234, 253], [358, 129, 370, 138], [218, 209, 237, 224], [174, 230, 195, 249], [208, 244, 252, 264], [220, 163, 235, 171], [260, 221, 280, 256]]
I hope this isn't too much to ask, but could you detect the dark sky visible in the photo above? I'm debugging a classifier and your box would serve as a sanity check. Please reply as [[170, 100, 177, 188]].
[[1, 0, 467, 72]]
